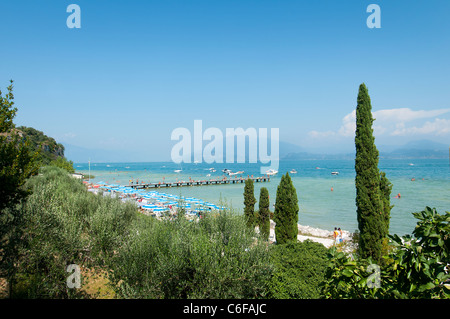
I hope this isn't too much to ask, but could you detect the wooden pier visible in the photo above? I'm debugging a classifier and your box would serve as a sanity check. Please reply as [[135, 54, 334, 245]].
[[125, 176, 270, 189]]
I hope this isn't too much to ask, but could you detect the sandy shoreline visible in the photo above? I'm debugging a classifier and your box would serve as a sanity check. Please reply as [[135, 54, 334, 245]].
[[268, 220, 353, 248]]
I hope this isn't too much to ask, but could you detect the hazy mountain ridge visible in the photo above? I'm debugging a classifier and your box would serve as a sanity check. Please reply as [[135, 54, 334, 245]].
[[65, 139, 449, 163], [283, 140, 449, 160]]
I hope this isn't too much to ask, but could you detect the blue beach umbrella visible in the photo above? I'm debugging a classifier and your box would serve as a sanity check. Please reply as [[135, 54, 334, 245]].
[[143, 204, 159, 210]]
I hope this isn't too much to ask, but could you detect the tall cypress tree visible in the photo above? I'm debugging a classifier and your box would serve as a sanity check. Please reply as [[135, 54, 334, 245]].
[[354, 83, 387, 262], [274, 173, 299, 245], [243, 178, 256, 228], [258, 187, 270, 241]]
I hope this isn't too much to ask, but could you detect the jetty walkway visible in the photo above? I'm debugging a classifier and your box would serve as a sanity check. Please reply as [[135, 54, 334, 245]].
[[126, 176, 270, 189]]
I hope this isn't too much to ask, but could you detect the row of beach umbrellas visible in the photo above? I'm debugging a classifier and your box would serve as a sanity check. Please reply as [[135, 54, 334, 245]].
[[94, 183, 225, 213]]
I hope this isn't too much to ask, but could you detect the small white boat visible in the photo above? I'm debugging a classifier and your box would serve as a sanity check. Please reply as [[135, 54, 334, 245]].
[[331, 171, 339, 175], [174, 169, 182, 173], [223, 169, 231, 174], [266, 169, 278, 176], [290, 169, 297, 174], [228, 170, 244, 176]]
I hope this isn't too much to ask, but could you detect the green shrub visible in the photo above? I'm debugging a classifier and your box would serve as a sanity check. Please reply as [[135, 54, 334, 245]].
[[322, 207, 450, 299], [50, 157, 75, 174], [13, 166, 137, 298], [109, 211, 272, 299], [267, 240, 329, 299]]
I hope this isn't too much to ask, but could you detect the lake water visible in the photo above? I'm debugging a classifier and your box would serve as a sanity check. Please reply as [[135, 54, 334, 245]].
[[75, 158, 450, 236]]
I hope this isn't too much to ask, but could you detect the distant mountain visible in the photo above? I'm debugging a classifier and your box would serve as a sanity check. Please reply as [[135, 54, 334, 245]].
[[65, 138, 449, 164], [278, 141, 305, 158], [283, 152, 355, 161], [63, 143, 149, 163], [380, 140, 448, 159], [381, 148, 447, 159], [65, 139, 305, 164], [400, 139, 448, 150], [282, 139, 449, 160]]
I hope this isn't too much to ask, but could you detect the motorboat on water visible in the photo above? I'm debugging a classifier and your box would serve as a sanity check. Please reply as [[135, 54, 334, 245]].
[[228, 170, 244, 176], [222, 169, 231, 174], [174, 169, 182, 173], [266, 169, 278, 176], [331, 171, 339, 175], [290, 169, 297, 174]]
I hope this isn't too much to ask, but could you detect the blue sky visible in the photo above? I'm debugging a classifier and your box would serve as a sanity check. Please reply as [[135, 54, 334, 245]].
[[1, 0, 450, 162]]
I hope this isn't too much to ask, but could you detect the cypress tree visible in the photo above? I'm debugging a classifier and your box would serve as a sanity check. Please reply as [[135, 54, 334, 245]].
[[354, 83, 386, 262], [274, 173, 299, 244], [243, 178, 256, 228], [258, 187, 270, 241], [379, 171, 393, 238]]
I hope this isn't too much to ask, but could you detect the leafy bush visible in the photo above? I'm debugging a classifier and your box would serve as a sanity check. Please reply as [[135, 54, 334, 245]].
[[50, 157, 75, 173], [109, 211, 272, 299], [267, 240, 329, 299], [322, 207, 450, 299], [388, 207, 450, 298], [13, 166, 137, 298], [321, 247, 391, 299]]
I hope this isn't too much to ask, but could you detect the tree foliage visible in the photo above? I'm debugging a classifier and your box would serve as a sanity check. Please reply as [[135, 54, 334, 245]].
[[0, 80, 40, 296], [12, 166, 137, 298], [267, 240, 328, 299], [109, 210, 272, 299], [243, 178, 257, 228], [322, 207, 450, 299], [50, 156, 75, 174], [354, 83, 391, 263], [16, 126, 74, 173], [379, 171, 393, 238], [258, 187, 270, 241], [274, 173, 299, 245]]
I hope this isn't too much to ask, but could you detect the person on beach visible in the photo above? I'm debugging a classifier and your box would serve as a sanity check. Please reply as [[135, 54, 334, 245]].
[[333, 227, 339, 244], [338, 228, 343, 243]]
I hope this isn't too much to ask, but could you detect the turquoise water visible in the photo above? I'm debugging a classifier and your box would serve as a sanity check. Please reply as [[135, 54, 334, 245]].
[[75, 159, 450, 236]]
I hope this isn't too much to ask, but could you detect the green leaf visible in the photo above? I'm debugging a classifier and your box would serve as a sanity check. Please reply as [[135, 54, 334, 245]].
[[342, 269, 354, 277], [418, 282, 435, 292]]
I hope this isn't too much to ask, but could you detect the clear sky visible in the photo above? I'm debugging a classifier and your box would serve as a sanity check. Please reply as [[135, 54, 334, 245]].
[[1, 0, 450, 161]]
